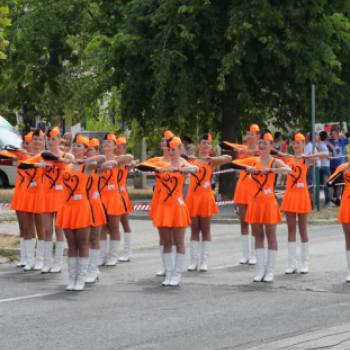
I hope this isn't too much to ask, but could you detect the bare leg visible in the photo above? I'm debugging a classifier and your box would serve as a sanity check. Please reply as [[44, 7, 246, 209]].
[[76, 227, 90, 258], [90, 226, 101, 250]]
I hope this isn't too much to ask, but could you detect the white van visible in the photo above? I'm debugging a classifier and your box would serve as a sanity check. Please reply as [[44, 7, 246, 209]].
[[0, 116, 23, 188]]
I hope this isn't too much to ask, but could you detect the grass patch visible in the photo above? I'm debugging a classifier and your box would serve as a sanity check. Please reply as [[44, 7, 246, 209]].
[[0, 189, 14, 203], [0, 234, 20, 249], [128, 187, 154, 200], [0, 249, 19, 262], [308, 205, 339, 220], [0, 214, 18, 222]]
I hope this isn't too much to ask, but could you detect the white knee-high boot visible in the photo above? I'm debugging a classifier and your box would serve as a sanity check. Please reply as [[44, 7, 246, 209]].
[[86, 249, 101, 283], [162, 253, 173, 286], [188, 240, 200, 271], [248, 235, 257, 265], [41, 241, 53, 273], [118, 232, 132, 262], [98, 240, 108, 266], [33, 240, 45, 271], [156, 246, 166, 276], [66, 257, 78, 291], [240, 235, 250, 264], [17, 237, 27, 267], [253, 249, 266, 282], [106, 240, 120, 266], [23, 239, 36, 271], [169, 253, 186, 286], [199, 241, 211, 272], [263, 250, 278, 282], [51, 241, 65, 273], [285, 242, 297, 274], [346, 251, 350, 282], [73, 258, 89, 291], [300, 242, 309, 274]]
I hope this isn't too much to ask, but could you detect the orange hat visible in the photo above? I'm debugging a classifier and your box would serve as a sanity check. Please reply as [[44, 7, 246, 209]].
[[292, 133, 305, 141], [104, 133, 117, 143], [163, 130, 174, 138], [247, 124, 260, 132], [33, 129, 45, 137], [259, 131, 273, 141], [167, 137, 182, 148], [23, 132, 33, 141], [89, 138, 100, 148], [73, 134, 89, 147], [116, 136, 127, 146], [199, 133, 212, 141], [48, 127, 60, 138]]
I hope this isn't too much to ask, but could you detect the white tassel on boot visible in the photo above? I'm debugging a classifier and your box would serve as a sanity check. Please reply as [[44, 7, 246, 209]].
[[199, 241, 211, 272], [156, 246, 166, 276], [346, 251, 350, 282], [106, 240, 120, 266], [169, 253, 186, 286], [66, 257, 78, 291], [51, 241, 65, 273], [300, 242, 309, 274], [248, 235, 257, 265], [285, 242, 297, 274], [98, 240, 108, 266], [263, 250, 278, 282], [86, 249, 101, 283], [253, 249, 266, 282], [73, 258, 89, 291], [41, 241, 53, 273], [118, 232, 132, 262], [23, 239, 36, 271], [240, 235, 250, 264], [188, 240, 200, 271], [162, 253, 173, 286], [17, 237, 27, 267], [33, 240, 45, 271]]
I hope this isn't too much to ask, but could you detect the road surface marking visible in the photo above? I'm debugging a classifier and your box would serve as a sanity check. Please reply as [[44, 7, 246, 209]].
[[0, 293, 57, 303]]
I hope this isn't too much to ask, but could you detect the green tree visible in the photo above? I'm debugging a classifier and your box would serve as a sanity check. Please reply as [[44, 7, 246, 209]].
[[0, 6, 10, 63]]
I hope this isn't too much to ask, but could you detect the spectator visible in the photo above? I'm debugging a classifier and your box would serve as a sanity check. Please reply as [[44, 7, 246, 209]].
[[63, 132, 73, 153], [181, 136, 194, 155], [326, 129, 349, 205], [273, 132, 282, 151], [317, 131, 332, 206], [183, 143, 197, 200], [345, 132, 350, 162], [281, 135, 288, 153], [37, 119, 46, 133]]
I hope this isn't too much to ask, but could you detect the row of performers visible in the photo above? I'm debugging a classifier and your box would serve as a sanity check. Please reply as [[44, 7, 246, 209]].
[[2, 125, 350, 290]]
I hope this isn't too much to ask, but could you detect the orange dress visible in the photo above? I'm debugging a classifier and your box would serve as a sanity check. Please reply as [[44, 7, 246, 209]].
[[10, 154, 30, 211], [186, 160, 219, 217], [87, 170, 108, 226], [118, 165, 133, 214], [153, 165, 191, 228], [238, 158, 282, 225], [56, 165, 93, 229], [99, 161, 127, 216], [280, 158, 312, 213], [17, 155, 45, 214]]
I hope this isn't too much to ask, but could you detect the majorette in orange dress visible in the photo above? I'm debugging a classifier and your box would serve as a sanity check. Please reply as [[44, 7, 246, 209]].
[[280, 158, 312, 214], [56, 164, 93, 229], [153, 164, 191, 228], [99, 160, 127, 216], [87, 170, 108, 226], [118, 165, 133, 214], [186, 160, 219, 217]]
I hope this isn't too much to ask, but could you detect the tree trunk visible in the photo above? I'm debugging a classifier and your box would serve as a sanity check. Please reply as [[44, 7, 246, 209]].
[[18, 83, 36, 134], [219, 93, 238, 199]]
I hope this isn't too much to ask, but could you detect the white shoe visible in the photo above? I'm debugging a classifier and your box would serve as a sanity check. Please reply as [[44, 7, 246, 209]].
[[248, 236, 257, 265], [188, 241, 199, 271], [240, 235, 250, 264], [106, 240, 120, 266], [66, 257, 78, 291], [118, 232, 132, 262], [23, 239, 36, 271], [86, 249, 101, 283], [33, 240, 45, 271], [51, 241, 65, 273], [285, 242, 297, 274], [169, 253, 186, 286], [162, 253, 173, 286], [41, 241, 53, 273], [98, 240, 108, 266], [17, 237, 27, 267], [300, 242, 309, 274], [347, 251, 350, 282], [253, 249, 266, 282], [199, 241, 211, 272], [263, 250, 278, 282], [73, 258, 89, 291], [156, 246, 166, 276]]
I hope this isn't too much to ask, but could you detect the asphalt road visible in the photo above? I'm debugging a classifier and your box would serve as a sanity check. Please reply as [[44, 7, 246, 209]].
[[1, 221, 350, 349]]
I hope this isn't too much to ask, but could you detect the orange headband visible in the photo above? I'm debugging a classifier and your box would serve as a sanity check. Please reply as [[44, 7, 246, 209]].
[[106, 133, 117, 142], [293, 133, 305, 141], [89, 138, 100, 148], [76, 134, 89, 147], [49, 127, 60, 138], [168, 137, 182, 148], [163, 130, 174, 138], [249, 124, 260, 132], [261, 133, 273, 141], [208, 134, 212, 141], [116, 136, 127, 146], [24, 132, 33, 141]]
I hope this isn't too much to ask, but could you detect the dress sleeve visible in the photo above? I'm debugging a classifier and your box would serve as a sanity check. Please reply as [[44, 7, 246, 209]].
[[327, 164, 347, 186], [229, 157, 259, 169]]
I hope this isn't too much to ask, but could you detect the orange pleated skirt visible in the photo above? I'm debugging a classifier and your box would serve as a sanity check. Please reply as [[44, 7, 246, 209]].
[[10, 190, 21, 211], [281, 190, 312, 214], [120, 191, 133, 214], [245, 200, 282, 225], [338, 201, 350, 223], [234, 184, 251, 205], [186, 192, 219, 217], [91, 201, 108, 227], [149, 192, 160, 219], [17, 191, 45, 214], [56, 202, 93, 229], [153, 202, 191, 228], [100, 193, 127, 216], [42, 191, 63, 213]]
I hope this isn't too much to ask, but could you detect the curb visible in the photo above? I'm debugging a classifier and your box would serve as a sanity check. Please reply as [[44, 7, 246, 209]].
[[0, 247, 69, 256]]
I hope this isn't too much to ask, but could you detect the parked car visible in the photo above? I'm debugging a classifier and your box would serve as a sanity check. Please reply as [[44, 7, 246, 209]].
[[0, 116, 23, 188]]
